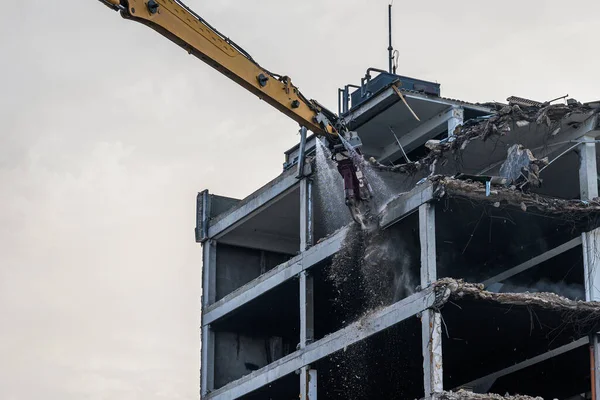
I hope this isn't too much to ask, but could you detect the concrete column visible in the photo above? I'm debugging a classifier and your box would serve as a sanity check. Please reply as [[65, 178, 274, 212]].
[[447, 107, 464, 137], [300, 178, 316, 399], [579, 137, 600, 398], [300, 178, 314, 251], [419, 203, 443, 398], [201, 239, 217, 396], [580, 135, 599, 201]]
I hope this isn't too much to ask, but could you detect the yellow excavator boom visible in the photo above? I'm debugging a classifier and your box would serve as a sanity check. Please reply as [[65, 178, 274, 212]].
[[100, 0, 339, 137]]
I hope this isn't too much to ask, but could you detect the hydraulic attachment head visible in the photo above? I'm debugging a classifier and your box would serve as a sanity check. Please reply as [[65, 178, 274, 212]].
[[327, 131, 375, 229]]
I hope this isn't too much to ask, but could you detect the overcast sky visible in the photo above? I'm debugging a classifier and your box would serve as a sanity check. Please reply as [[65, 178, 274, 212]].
[[1, 1, 600, 399]]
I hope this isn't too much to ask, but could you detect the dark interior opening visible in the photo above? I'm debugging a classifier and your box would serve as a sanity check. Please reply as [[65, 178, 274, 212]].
[[315, 317, 423, 400], [494, 245, 585, 300], [314, 215, 421, 341], [212, 279, 299, 389], [239, 373, 299, 400], [442, 296, 600, 392], [490, 345, 591, 399], [435, 198, 586, 284], [215, 243, 292, 301]]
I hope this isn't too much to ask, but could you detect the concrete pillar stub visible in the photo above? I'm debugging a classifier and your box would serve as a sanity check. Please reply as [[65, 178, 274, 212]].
[[300, 177, 316, 399], [579, 134, 600, 397], [419, 203, 443, 397]]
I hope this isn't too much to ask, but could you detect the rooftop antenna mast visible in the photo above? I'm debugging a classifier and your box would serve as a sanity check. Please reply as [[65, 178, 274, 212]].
[[388, 2, 394, 74]]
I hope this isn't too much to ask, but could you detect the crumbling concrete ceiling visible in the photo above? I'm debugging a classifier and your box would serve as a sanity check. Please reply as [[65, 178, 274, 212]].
[[427, 103, 597, 172], [372, 102, 599, 199], [433, 176, 600, 222], [423, 104, 599, 201]]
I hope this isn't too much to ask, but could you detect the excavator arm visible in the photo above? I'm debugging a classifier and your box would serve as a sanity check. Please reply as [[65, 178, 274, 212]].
[[98, 0, 374, 226], [100, 0, 339, 137]]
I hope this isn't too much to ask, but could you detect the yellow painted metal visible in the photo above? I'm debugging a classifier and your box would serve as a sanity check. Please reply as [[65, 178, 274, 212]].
[[121, 0, 337, 136]]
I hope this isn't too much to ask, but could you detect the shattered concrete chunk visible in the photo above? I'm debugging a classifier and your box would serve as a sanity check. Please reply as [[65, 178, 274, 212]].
[[499, 144, 548, 189], [428, 390, 543, 400]]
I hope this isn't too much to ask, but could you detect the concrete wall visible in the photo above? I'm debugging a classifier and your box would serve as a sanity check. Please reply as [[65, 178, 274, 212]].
[[214, 332, 285, 389], [215, 243, 290, 300]]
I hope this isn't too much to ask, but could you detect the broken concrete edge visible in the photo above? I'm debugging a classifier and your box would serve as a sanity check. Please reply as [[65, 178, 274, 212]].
[[425, 102, 597, 156], [431, 175, 600, 215], [369, 101, 599, 174], [425, 390, 543, 400], [433, 277, 600, 315]]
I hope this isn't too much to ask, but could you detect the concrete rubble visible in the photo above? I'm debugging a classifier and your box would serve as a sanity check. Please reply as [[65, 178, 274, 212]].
[[369, 99, 599, 178], [428, 390, 543, 400], [434, 278, 600, 316], [422, 101, 596, 159], [431, 175, 600, 215]]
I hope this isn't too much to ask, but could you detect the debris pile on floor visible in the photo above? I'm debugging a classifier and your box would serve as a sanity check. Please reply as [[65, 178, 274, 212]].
[[428, 390, 543, 400]]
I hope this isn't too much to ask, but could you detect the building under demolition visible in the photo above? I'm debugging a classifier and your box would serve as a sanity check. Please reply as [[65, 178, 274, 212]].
[[197, 70, 600, 399]]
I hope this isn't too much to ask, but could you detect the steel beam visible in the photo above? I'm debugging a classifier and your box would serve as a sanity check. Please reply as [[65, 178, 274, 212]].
[[208, 168, 300, 239], [340, 86, 492, 127], [420, 203, 443, 397], [206, 287, 435, 400], [299, 275, 315, 342], [300, 179, 314, 251], [420, 203, 437, 286], [378, 108, 455, 163], [201, 239, 217, 396], [457, 337, 589, 393], [380, 182, 434, 230], [300, 177, 316, 399], [203, 226, 348, 326], [482, 236, 583, 288], [580, 132, 600, 398], [202, 239, 217, 308]]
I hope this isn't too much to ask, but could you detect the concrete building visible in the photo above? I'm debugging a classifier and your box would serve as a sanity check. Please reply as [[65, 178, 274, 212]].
[[197, 70, 600, 399]]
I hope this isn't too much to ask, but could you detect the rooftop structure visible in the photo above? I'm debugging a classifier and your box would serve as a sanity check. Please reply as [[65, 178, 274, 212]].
[[197, 70, 600, 399]]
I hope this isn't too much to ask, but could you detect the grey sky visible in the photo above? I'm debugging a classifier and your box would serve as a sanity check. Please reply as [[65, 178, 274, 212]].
[[1, 0, 599, 399]]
